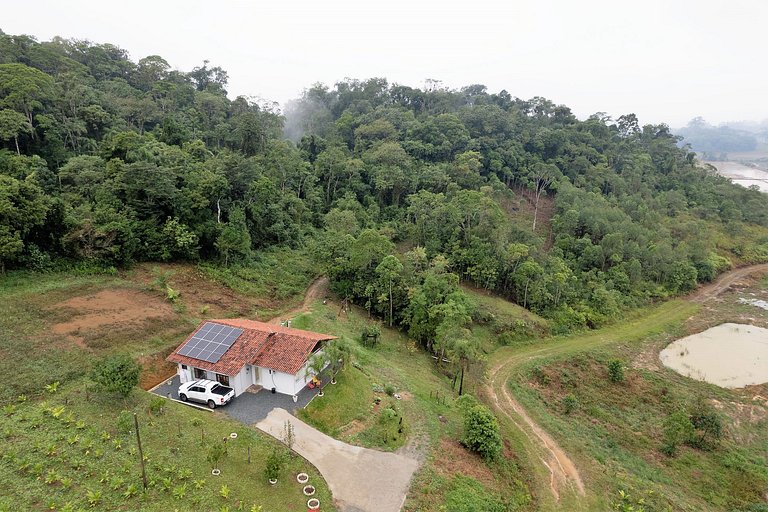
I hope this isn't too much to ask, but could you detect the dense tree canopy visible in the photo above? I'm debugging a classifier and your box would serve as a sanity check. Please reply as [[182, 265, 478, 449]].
[[2, 30, 768, 337]]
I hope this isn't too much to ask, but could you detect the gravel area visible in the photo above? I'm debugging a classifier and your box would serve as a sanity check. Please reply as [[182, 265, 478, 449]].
[[150, 372, 330, 423]]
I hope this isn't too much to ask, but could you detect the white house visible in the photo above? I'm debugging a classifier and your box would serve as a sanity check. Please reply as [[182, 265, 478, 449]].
[[167, 318, 335, 397]]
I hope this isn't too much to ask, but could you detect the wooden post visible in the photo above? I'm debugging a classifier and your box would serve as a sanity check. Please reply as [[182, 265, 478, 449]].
[[247, 445, 251, 464], [133, 413, 148, 491]]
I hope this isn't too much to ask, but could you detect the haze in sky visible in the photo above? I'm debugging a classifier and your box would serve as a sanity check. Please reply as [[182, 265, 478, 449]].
[[3, 0, 766, 128]]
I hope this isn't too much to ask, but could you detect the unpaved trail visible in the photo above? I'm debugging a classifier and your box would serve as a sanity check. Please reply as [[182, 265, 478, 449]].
[[485, 263, 768, 506], [688, 263, 768, 302], [267, 276, 329, 324]]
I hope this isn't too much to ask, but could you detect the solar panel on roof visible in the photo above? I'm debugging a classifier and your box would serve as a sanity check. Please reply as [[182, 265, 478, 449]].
[[177, 322, 243, 363]]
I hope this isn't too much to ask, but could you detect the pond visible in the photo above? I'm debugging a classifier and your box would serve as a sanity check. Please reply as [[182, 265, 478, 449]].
[[659, 323, 768, 389]]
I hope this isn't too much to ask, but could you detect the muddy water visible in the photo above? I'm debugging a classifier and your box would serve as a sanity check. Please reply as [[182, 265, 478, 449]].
[[704, 161, 768, 193], [659, 323, 768, 388]]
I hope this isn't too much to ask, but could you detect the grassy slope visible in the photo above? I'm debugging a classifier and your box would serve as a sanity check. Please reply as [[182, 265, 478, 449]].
[[0, 260, 333, 511], [489, 271, 768, 511], [291, 301, 532, 510]]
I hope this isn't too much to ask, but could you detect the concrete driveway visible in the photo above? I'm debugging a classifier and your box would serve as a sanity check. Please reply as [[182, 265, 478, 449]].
[[256, 408, 420, 512]]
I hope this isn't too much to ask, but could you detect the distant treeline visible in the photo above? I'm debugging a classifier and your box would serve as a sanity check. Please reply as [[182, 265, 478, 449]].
[[676, 117, 758, 153], [2, 31, 768, 334]]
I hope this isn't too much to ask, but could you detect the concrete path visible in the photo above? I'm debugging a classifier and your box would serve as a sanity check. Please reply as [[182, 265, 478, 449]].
[[256, 408, 420, 512]]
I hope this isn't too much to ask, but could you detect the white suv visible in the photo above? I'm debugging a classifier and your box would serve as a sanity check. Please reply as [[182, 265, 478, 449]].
[[178, 379, 234, 409]]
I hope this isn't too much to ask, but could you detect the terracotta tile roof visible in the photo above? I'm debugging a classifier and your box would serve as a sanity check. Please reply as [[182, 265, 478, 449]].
[[166, 318, 336, 376]]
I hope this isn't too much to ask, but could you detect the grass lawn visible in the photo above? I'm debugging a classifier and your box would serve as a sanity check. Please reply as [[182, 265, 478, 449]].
[[0, 259, 334, 511], [297, 365, 373, 437]]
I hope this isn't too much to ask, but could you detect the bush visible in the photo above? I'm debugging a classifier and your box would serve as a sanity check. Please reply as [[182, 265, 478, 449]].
[[689, 398, 723, 450], [148, 397, 166, 416], [562, 394, 578, 415], [360, 324, 381, 347], [607, 359, 625, 383], [531, 365, 550, 386], [455, 394, 480, 415], [462, 405, 502, 461], [661, 410, 694, 457], [116, 410, 133, 435], [264, 448, 284, 481], [90, 354, 140, 398], [206, 440, 228, 469], [384, 383, 396, 396]]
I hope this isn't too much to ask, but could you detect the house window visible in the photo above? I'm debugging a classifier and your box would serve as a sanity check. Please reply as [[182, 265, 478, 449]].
[[193, 368, 206, 379], [216, 374, 230, 387], [181, 364, 187, 370]]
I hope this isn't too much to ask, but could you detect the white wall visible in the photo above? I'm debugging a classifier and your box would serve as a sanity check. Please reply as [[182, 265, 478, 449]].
[[261, 367, 300, 395], [177, 363, 193, 383], [231, 367, 250, 397]]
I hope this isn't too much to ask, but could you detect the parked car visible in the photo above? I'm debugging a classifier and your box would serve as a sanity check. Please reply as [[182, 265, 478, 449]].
[[178, 379, 234, 409]]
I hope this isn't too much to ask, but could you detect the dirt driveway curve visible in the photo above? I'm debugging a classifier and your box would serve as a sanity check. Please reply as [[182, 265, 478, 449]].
[[257, 408, 420, 512]]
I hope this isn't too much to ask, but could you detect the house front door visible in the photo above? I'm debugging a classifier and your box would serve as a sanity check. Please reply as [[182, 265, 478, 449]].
[[251, 365, 260, 385]]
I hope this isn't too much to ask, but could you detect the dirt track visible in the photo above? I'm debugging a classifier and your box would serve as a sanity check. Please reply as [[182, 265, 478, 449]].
[[267, 276, 329, 324], [485, 263, 768, 507]]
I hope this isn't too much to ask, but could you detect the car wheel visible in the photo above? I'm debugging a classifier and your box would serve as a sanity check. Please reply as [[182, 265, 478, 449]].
[[179, 394, 187, 402], [207, 400, 216, 409]]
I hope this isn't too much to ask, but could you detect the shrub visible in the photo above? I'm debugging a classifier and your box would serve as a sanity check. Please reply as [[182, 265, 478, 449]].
[[531, 365, 550, 386], [455, 394, 480, 415], [264, 448, 284, 481], [90, 355, 140, 398], [661, 410, 694, 457], [360, 324, 381, 347], [607, 359, 625, 383], [562, 394, 578, 415], [116, 410, 133, 435], [207, 441, 227, 469], [148, 397, 166, 416], [689, 398, 723, 450], [462, 405, 502, 461], [384, 383, 396, 396]]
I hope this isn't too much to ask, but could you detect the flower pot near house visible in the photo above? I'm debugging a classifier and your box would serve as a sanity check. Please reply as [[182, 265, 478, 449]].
[[307, 498, 320, 510], [303, 485, 316, 496], [268, 478, 277, 485], [296, 473, 309, 484]]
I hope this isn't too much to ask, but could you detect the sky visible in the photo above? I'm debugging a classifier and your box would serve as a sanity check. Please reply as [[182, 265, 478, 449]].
[[3, 0, 767, 128]]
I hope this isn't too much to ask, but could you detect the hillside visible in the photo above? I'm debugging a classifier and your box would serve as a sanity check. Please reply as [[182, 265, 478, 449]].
[[3, 29, 768, 512]]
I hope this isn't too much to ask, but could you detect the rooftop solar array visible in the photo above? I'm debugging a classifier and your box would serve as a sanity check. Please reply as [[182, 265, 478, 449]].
[[176, 322, 243, 363]]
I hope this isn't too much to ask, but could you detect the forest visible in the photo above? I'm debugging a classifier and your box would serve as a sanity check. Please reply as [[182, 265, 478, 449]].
[[676, 117, 759, 155], [2, 30, 768, 338]]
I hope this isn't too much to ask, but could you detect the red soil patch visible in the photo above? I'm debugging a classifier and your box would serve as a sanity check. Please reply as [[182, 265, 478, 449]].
[[139, 346, 178, 390], [129, 263, 258, 318], [433, 439, 497, 488], [49, 289, 174, 348]]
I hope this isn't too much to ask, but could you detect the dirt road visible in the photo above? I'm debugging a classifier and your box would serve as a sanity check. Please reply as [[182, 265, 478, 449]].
[[485, 264, 768, 508], [267, 276, 329, 325]]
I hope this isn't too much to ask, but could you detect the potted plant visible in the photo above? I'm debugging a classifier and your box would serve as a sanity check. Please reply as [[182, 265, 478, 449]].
[[264, 448, 283, 485]]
